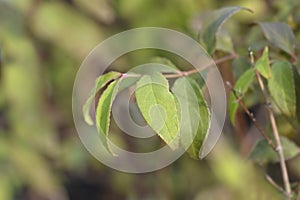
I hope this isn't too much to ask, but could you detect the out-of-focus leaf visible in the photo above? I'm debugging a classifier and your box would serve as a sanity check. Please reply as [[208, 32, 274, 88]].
[[3, 0, 34, 14], [1, 34, 60, 158], [199, 6, 252, 54], [83, 71, 121, 125], [95, 79, 121, 153], [249, 136, 300, 164], [255, 46, 271, 79], [259, 22, 296, 56], [229, 69, 255, 125], [31, 2, 104, 60], [216, 29, 234, 53], [73, 0, 115, 23], [171, 77, 210, 159], [135, 73, 179, 149], [150, 57, 177, 69], [0, 174, 13, 200], [268, 61, 296, 117], [10, 146, 62, 198]]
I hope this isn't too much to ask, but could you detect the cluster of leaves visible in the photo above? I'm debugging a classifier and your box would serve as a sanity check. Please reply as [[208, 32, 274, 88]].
[[83, 6, 300, 163], [82, 6, 251, 158], [83, 70, 210, 159], [228, 25, 300, 163]]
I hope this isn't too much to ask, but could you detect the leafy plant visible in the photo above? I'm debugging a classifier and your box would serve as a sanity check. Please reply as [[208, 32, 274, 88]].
[[83, 5, 300, 199]]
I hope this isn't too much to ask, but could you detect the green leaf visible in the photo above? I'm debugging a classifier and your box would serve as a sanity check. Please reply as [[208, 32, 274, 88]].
[[268, 61, 296, 117], [83, 71, 121, 125], [130, 63, 178, 75], [292, 67, 300, 122], [199, 6, 252, 54], [150, 57, 177, 69], [135, 73, 179, 149], [255, 46, 271, 79], [171, 77, 210, 159], [229, 69, 255, 125], [259, 22, 296, 56], [249, 136, 299, 164], [118, 73, 140, 92], [216, 29, 234, 53], [95, 79, 121, 152]]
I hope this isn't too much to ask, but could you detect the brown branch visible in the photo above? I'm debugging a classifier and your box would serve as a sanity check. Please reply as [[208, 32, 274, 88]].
[[258, 163, 286, 194], [249, 50, 292, 199], [226, 82, 277, 150], [123, 54, 237, 79]]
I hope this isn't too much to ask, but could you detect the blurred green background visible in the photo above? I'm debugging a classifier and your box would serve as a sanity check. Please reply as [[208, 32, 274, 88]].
[[0, 0, 300, 199]]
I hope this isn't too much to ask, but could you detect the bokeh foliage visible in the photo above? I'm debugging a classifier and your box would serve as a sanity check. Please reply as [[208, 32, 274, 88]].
[[0, 0, 300, 199]]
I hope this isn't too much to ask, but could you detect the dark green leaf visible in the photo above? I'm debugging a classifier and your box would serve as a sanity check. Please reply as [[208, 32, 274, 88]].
[[199, 6, 252, 54], [95, 79, 121, 152], [229, 69, 255, 125], [135, 73, 179, 149], [255, 46, 271, 79], [249, 136, 299, 164], [268, 61, 296, 117], [292, 67, 300, 122], [259, 22, 296, 56], [83, 71, 121, 125], [171, 77, 210, 159]]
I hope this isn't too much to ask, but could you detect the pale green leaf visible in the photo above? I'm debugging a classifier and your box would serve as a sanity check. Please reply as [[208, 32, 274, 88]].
[[259, 22, 296, 56], [135, 73, 179, 149], [268, 61, 296, 117], [249, 136, 299, 164], [83, 71, 121, 125], [255, 46, 271, 79], [172, 77, 210, 159], [229, 69, 255, 125], [199, 6, 252, 54], [95, 79, 121, 152]]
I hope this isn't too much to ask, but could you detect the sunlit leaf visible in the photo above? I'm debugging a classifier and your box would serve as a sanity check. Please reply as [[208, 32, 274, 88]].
[[95, 79, 121, 152], [255, 46, 271, 79], [249, 136, 300, 164], [83, 71, 121, 125], [259, 22, 296, 56], [135, 73, 179, 149], [268, 61, 296, 117], [199, 6, 252, 54], [172, 77, 210, 159], [229, 69, 255, 125]]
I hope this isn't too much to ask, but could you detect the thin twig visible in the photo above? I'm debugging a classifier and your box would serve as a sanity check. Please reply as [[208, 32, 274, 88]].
[[258, 164, 286, 194], [123, 54, 237, 79], [249, 49, 292, 199], [226, 82, 277, 150], [266, 174, 286, 193]]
